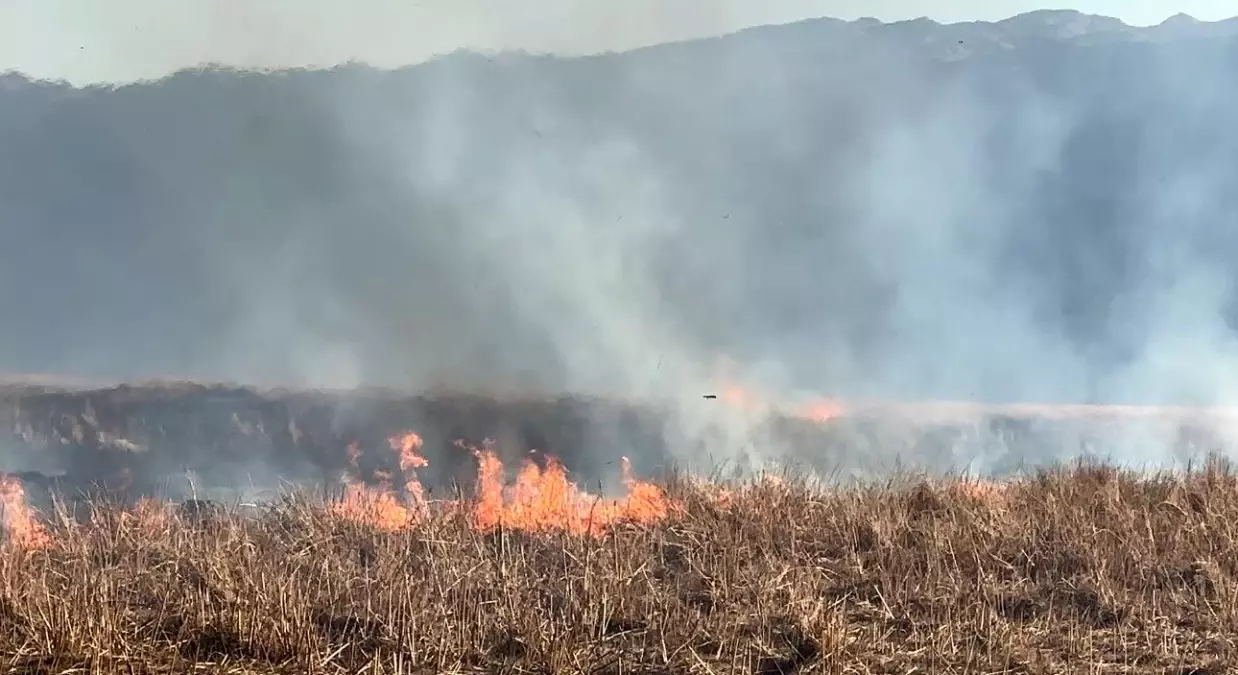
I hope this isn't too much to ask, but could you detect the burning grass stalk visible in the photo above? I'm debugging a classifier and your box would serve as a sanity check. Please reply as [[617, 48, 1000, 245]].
[[328, 432, 673, 538]]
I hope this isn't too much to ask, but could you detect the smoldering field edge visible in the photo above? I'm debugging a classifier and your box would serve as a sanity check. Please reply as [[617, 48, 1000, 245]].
[[0, 380, 1234, 518]]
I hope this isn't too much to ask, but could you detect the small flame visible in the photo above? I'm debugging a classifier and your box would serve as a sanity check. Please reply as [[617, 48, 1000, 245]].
[[116, 496, 172, 536], [0, 474, 50, 550], [949, 479, 1008, 503], [390, 432, 430, 506], [718, 381, 847, 423], [331, 433, 430, 532], [390, 432, 429, 471], [721, 384, 762, 411], [797, 399, 846, 423]]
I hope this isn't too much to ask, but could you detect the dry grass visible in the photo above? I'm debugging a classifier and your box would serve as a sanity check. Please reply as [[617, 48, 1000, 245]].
[[1, 459, 1237, 674]]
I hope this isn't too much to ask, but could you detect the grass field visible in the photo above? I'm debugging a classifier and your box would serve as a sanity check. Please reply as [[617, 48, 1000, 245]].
[[0, 457, 1234, 674]]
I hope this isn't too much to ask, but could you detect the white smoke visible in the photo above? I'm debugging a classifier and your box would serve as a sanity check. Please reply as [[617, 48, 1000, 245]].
[[4, 7, 1238, 477]]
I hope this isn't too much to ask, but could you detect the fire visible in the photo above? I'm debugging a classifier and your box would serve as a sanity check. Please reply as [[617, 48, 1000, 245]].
[[328, 433, 674, 537], [795, 399, 846, 423], [721, 385, 763, 412], [391, 433, 429, 470], [334, 484, 422, 532], [330, 435, 430, 532], [948, 479, 1009, 504], [0, 429, 675, 545], [468, 445, 670, 537], [391, 432, 429, 507], [716, 373, 1238, 428], [120, 496, 171, 533], [0, 474, 50, 550], [717, 382, 847, 423]]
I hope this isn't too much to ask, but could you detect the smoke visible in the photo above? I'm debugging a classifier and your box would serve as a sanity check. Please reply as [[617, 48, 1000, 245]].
[[3, 12, 1238, 478]]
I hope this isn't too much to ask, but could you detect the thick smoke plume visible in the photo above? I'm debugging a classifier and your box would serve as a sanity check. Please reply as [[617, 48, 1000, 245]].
[[3, 11, 1238, 482]]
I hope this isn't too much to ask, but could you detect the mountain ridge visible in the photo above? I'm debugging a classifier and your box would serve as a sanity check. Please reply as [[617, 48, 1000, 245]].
[[4, 9, 1238, 89]]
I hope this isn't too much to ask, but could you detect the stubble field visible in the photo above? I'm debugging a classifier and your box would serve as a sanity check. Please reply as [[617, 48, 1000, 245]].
[[0, 458, 1234, 674]]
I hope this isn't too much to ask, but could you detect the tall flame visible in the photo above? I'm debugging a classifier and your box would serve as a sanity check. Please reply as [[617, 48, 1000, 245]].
[[468, 445, 669, 537], [0, 474, 50, 550]]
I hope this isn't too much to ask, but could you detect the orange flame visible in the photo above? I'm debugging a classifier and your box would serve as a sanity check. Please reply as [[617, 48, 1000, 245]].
[[391, 432, 429, 471], [0, 429, 676, 545], [796, 399, 846, 423], [391, 432, 429, 507], [329, 432, 674, 537], [120, 496, 171, 533], [468, 445, 669, 537], [331, 435, 430, 532], [718, 382, 847, 423], [0, 474, 50, 550], [948, 479, 1009, 504], [334, 483, 422, 532], [721, 385, 764, 412]]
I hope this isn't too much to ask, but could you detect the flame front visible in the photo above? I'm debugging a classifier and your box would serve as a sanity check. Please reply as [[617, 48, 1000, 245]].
[[469, 448, 669, 537], [329, 433, 673, 537], [0, 474, 49, 550], [0, 427, 675, 544]]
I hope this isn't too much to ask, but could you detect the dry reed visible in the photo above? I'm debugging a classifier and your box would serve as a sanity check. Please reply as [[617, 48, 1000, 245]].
[[0, 458, 1236, 674]]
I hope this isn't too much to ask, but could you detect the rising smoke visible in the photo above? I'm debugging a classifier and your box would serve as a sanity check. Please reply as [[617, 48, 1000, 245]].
[[1, 9, 1238, 479]]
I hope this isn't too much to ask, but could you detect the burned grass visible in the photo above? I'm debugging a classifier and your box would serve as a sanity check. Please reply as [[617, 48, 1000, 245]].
[[0, 460, 1237, 673]]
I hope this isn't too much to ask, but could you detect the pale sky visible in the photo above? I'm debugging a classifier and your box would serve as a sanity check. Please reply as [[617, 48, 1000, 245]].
[[2, 0, 1235, 85]]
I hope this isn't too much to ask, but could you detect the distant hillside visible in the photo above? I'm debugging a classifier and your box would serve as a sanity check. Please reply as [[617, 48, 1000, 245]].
[[1, 10, 1237, 405]]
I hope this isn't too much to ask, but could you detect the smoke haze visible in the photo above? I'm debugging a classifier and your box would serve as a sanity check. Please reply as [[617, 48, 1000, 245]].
[[4, 11, 1238, 473]]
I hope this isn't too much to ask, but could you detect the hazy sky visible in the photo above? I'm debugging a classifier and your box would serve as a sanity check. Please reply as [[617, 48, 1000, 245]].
[[2, 0, 1235, 85]]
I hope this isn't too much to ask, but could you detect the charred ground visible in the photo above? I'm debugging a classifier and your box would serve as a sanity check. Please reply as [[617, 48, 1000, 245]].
[[2, 380, 1234, 508], [0, 381, 681, 509]]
